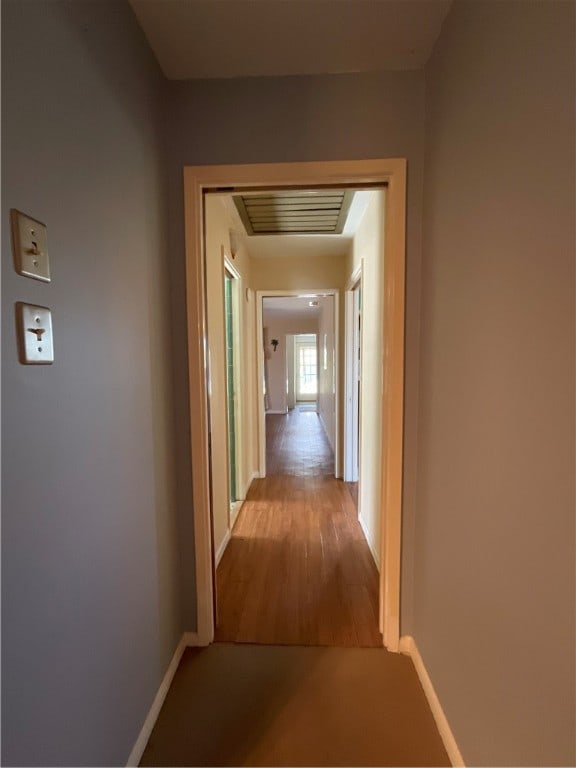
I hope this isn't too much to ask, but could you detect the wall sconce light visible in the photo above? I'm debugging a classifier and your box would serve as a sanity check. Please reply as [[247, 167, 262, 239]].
[[271, 338, 279, 352]]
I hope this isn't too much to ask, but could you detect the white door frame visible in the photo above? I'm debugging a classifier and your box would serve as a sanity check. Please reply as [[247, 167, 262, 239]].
[[286, 334, 296, 411], [183, 159, 407, 651], [223, 256, 243, 528], [344, 263, 362, 482], [257, 290, 338, 478]]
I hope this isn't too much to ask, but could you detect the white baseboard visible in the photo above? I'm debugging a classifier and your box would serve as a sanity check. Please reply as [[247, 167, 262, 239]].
[[266, 409, 287, 415], [399, 635, 465, 767], [126, 634, 187, 766], [239, 470, 260, 493], [358, 512, 380, 571], [317, 410, 336, 454], [215, 529, 231, 566], [216, 499, 244, 567], [230, 499, 243, 529], [126, 629, 214, 765], [241, 471, 259, 499]]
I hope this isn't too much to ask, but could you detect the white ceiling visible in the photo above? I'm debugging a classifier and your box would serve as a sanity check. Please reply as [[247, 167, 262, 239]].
[[263, 295, 329, 323], [128, 0, 452, 80]]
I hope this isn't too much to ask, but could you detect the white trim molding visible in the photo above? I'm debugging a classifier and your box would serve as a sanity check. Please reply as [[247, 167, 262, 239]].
[[244, 470, 259, 495], [230, 499, 243, 529], [215, 529, 231, 566], [358, 513, 380, 571], [126, 631, 212, 766], [346, 262, 363, 291], [183, 631, 208, 647], [399, 635, 466, 767], [126, 635, 187, 766]]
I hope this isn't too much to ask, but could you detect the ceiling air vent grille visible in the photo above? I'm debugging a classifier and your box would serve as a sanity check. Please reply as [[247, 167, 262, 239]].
[[233, 190, 354, 235]]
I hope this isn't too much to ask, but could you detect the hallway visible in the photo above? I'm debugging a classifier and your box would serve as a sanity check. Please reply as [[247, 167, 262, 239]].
[[215, 409, 381, 646], [139, 403, 450, 767]]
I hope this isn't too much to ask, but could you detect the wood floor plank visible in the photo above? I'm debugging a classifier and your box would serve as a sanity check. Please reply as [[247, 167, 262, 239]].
[[214, 409, 382, 647]]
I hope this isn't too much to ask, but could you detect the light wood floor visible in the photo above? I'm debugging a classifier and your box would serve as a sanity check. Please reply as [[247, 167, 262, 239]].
[[265, 407, 334, 475], [215, 410, 382, 647]]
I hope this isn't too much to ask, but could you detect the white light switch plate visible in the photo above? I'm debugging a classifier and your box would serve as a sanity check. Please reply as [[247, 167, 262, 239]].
[[17, 303, 54, 364], [11, 209, 51, 282]]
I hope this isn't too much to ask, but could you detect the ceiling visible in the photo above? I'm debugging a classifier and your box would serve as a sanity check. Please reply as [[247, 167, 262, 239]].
[[233, 190, 354, 236], [263, 295, 329, 323], [128, 0, 452, 80]]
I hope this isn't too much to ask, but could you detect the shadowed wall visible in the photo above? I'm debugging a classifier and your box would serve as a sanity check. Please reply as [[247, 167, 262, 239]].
[[415, 2, 575, 764]]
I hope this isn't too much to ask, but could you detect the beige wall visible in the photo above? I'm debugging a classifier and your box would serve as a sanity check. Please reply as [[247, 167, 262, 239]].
[[414, 2, 575, 765], [250, 253, 348, 292], [346, 191, 385, 567]]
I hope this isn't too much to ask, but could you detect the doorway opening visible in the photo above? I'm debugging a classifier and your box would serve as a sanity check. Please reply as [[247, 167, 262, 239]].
[[184, 159, 407, 652], [344, 266, 362, 496], [295, 333, 318, 407], [258, 290, 338, 478]]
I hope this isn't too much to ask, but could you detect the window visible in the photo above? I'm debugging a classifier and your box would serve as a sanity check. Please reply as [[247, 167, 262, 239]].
[[295, 335, 317, 401]]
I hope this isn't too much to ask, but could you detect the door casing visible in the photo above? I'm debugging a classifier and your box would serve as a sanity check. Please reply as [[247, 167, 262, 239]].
[[257, 289, 339, 478], [183, 159, 407, 651], [223, 257, 242, 524], [344, 263, 362, 483]]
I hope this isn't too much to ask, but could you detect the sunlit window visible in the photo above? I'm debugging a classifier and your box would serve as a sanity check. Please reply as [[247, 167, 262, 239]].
[[298, 344, 317, 395]]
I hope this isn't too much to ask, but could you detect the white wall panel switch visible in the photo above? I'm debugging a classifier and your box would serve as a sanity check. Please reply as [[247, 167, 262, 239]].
[[11, 209, 51, 282], [17, 303, 54, 364]]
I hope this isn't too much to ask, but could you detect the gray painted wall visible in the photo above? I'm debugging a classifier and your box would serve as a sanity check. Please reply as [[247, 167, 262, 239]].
[[2, 1, 182, 764], [165, 70, 426, 633], [415, 1, 575, 765]]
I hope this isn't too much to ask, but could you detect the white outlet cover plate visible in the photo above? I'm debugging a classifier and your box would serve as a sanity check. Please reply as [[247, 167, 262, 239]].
[[17, 303, 54, 364], [11, 209, 51, 282]]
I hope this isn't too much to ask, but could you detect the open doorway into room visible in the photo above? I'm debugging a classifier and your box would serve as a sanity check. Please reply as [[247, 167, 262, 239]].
[[218, 273, 375, 644], [294, 333, 318, 409], [205, 185, 388, 647], [185, 159, 406, 652], [207, 185, 387, 646], [258, 291, 337, 479]]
